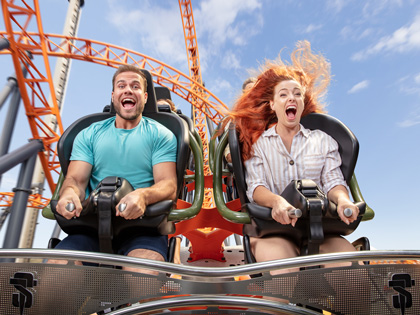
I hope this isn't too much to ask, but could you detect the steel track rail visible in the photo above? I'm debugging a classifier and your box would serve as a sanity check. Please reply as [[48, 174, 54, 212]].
[[1, 248, 419, 278]]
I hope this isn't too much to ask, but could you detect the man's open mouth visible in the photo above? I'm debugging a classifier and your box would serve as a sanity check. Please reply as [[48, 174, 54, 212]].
[[122, 98, 136, 108]]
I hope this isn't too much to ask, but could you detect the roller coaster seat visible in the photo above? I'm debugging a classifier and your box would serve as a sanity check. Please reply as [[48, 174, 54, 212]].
[[154, 86, 200, 203], [155, 86, 193, 132], [227, 113, 369, 259], [50, 69, 190, 255]]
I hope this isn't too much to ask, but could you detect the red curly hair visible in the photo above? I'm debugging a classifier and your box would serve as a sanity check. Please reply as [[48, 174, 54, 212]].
[[227, 41, 331, 161]]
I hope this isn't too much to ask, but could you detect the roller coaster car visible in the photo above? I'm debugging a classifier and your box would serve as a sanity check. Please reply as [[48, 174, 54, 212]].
[[43, 69, 200, 258], [214, 113, 375, 263]]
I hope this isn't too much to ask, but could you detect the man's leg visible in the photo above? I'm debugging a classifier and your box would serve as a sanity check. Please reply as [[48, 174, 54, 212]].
[[118, 235, 168, 275], [47, 234, 99, 265]]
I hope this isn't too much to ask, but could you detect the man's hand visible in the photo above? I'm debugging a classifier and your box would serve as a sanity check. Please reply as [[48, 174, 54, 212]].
[[116, 189, 147, 220], [56, 188, 83, 220], [56, 160, 91, 220]]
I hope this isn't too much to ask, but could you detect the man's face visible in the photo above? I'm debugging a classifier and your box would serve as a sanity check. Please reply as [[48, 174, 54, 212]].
[[112, 71, 148, 122]]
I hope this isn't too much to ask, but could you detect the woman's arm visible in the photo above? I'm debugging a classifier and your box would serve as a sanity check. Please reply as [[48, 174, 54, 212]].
[[253, 185, 298, 226], [328, 185, 359, 225]]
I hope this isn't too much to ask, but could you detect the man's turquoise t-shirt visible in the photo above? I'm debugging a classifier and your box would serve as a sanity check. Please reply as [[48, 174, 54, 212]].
[[70, 116, 177, 193]]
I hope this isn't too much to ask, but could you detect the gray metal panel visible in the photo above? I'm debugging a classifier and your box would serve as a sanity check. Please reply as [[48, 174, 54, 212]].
[[1, 249, 419, 314]]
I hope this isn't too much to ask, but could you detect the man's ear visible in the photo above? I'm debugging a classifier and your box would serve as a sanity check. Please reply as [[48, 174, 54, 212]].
[[144, 92, 148, 103], [111, 91, 114, 104]]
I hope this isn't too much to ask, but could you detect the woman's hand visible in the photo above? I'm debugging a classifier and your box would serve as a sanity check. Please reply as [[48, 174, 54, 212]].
[[328, 185, 359, 225], [271, 196, 298, 227], [336, 196, 359, 225]]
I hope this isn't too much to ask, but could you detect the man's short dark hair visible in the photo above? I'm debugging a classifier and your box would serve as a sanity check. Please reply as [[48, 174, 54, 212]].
[[112, 65, 147, 91], [242, 77, 257, 91]]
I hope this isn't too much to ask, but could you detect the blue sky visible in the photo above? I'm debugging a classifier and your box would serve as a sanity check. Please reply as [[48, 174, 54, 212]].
[[1, 0, 420, 251]]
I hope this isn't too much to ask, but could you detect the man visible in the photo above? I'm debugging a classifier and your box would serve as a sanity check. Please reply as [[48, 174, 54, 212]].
[[49, 65, 178, 273]]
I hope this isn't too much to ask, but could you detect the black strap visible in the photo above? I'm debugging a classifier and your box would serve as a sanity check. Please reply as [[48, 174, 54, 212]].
[[306, 198, 324, 255], [96, 190, 115, 254]]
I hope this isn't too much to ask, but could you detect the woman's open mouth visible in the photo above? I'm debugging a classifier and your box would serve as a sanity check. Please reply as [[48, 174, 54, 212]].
[[286, 105, 297, 120]]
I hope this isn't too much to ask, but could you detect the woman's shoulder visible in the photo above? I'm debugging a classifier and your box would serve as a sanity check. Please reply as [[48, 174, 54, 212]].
[[306, 127, 338, 149]]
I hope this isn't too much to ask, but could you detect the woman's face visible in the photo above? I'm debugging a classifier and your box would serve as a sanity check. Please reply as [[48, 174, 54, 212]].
[[270, 79, 304, 130]]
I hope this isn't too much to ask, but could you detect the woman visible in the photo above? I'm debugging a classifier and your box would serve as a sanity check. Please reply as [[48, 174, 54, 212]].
[[226, 41, 359, 273]]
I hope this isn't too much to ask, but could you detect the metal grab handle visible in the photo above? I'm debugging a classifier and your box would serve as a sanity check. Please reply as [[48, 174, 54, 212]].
[[288, 208, 302, 218], [65, 203, 75, 212], [344, 208, 353, 218], [118, 203, 127, 212]]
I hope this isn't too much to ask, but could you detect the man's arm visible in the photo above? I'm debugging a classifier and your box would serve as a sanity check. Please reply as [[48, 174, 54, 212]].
[[116, 161, 177, 220], [56, 160, 92, 220]]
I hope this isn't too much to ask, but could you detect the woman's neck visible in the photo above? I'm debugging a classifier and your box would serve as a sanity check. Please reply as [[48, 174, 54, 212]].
[[275, 123, 300, 153]]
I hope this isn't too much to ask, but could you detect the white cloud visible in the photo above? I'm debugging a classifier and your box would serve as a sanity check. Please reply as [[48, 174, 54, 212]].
[[352, 13, 420, 61], [342, 27, 374, 41], [207, 78, 236, 106], [303, 24, 323, 34], [106, 1, 187, 68], [397, 73, 420, 95], [326, 0, 349, 13], [414, 73, 420, 85], [347, 80, 370, 94], [396, 73, 420, 127], [221, 51, 241, 70], [362, 0, 404, 19], [398, 109, 420, 127], [194, 0, 263, 49]]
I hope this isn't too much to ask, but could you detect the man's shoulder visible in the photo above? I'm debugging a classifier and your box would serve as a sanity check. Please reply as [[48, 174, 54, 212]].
[[80, 116, 115, 135], [142, 116, 174, 135], [142, 116, 165, 128]]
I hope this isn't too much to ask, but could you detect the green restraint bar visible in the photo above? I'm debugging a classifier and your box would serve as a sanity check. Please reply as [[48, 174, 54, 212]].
[[42, 172, 64, 220], [213, 131, 251, 224], [208, 126, 231, 177], [168, 130, 204, 221], [213, 130, 374, 224], [349, 173, 375, 221], [42, 130, 205, 222]]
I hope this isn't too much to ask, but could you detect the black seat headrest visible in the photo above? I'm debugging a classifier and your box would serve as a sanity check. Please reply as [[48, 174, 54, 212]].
[[155, 86, 172, 101], [158, 104, 172, 113]]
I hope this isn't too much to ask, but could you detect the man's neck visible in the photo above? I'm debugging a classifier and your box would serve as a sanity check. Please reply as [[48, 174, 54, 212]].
[[115, 115, 142, 130]]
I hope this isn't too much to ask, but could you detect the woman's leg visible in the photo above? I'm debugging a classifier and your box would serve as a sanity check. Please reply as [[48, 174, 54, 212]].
[[319, 235, 356, 268], [250, 236, 299, 275]]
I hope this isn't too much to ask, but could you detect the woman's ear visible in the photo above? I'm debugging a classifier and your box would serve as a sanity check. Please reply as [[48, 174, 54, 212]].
[[269, 100, 274, 110]]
